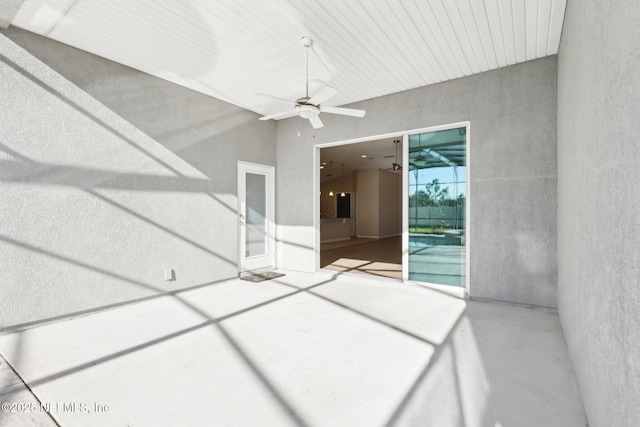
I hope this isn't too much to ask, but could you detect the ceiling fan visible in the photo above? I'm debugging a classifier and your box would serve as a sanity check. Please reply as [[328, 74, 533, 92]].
[[258, 36, 366, 129], [386, 139, 402, 171]]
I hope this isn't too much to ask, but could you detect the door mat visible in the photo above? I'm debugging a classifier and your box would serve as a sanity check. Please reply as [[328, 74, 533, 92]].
[[240, 271, 285, 283]]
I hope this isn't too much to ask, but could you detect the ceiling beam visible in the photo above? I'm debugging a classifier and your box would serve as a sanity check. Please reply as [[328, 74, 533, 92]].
[[0, 0, 25, 29]]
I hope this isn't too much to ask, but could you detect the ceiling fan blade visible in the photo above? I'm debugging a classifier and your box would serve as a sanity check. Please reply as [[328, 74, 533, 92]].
[[308, 86, 339, 105], [320, 106, 366, 118], [259, 109, 298, 121], [308, 115, 324, 129], [255, 93, 295, 104]]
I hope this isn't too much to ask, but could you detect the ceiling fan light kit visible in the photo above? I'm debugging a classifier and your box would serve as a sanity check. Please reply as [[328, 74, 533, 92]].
[[259, 37, 366, 129], [296, 104, 320, 119]]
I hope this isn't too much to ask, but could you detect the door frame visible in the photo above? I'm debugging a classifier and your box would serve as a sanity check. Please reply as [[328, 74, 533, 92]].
[[237, 161, 275, 275], [314, 121, 470, 296]]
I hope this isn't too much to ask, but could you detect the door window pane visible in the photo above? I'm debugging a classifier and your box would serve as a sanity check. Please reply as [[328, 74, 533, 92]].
[[246, 173, 266, 257], [408, 127, 466, 287]]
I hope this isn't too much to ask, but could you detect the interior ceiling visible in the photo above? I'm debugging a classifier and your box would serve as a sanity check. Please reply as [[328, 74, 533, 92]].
[[11, 0, 567, 119], [320, 137, 402, 182]]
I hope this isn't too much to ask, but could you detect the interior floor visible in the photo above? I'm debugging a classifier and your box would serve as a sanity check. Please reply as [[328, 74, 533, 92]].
[[320, 236, 402, 280], [0, 270, 586, 426]]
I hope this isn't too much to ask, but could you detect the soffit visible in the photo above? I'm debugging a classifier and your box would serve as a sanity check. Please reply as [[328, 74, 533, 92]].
[[11, 0, 566, 117]]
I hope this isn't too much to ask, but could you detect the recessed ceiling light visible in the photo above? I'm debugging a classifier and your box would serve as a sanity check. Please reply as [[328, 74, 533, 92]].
[[361, 154, 367, 158], [320, 165, 324, 169], [321, 162, 327, 165]]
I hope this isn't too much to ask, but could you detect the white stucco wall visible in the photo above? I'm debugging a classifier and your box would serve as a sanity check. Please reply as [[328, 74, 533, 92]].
[[0, 28, 276, 331], [557, 1, 640, 425], [277, 57, 558, 308]]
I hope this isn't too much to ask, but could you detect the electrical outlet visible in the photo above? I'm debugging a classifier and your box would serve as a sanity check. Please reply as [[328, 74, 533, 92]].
[[164, 269, 175, 281]]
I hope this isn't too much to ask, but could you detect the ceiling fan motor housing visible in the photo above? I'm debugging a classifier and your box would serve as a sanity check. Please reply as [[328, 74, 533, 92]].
[[296, 104, 320, 119]]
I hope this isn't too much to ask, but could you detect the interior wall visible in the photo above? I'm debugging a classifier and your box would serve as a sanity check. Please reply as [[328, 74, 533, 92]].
[[277, 56, 557, 307], [378, 169, 401, 238], [354, 169, 380, 238], [0, 28, 276, 331], [320, 172, 355, 218], [557, 1, 640, 425]]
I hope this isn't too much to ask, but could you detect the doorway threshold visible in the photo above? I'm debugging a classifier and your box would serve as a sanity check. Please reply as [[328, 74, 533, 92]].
[[319, 267, 402, 284], [406, 280, 467, 299]]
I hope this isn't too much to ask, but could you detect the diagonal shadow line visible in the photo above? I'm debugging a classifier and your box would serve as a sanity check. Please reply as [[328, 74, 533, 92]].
[[25, 320, 213, 388], [0, 234, 166, 293], [0, 233, 309, 333], [326, 268, 401, 281], [11, 292, 315, 425], [272, 278, 438, 348], [212, 322, 308, 426], [383, 310, 468, 427], [23, 273, 343, 388], [20, 274, 346, 426], [85, 189, 235, 262], [0, 278, 232, 336], [0, 158, 213, 193], [204, 192, 238, 215], [0, 340, 62, 426], [0, 55, 184, 177], [0, 143, 35, 163], [2, 44, 312, 425], [448, 340, 469, 427]]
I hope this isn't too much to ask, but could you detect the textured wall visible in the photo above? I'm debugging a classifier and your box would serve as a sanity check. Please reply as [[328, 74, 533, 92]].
[[277, 57, 557, 307], [0, 28, 276, 331], [557, 1, 640, 425]]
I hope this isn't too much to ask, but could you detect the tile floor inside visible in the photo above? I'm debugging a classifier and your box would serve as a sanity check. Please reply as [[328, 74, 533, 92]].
[[0, 270, 586, 426]]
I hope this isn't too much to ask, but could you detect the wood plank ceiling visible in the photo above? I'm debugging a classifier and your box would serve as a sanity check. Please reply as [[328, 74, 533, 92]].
[[11, 0, 567, 118]]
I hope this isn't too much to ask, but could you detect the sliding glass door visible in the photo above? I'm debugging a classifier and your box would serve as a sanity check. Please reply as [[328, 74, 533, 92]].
[[407, 126, 467, 287]]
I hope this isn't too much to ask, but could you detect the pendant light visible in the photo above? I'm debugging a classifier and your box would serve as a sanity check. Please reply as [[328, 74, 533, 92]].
[[340, 164, 346, 197], [392, 139, 402, 171], [328, 161, 334, 196]]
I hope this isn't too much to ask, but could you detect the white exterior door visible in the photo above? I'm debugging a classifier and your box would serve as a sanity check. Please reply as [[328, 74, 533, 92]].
[[238, 162, 275, 274]]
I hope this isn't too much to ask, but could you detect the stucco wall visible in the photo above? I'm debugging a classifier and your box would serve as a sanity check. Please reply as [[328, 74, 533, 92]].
[[0, 28, 276, 331], [557, 1, 640, 425], [277, 57, 557, 307]]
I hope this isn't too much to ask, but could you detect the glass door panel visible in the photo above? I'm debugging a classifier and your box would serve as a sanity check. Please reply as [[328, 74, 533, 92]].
[[238, 162, 274, 273], [408, 127, 467, 287], [245, 173, 267, 257]]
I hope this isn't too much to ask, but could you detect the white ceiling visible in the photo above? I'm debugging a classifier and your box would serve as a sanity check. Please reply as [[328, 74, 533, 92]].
[[11, 0, 567, 119], [320, 137, 402, 182]]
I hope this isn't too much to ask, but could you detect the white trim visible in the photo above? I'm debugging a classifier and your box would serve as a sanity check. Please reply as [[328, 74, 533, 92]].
[[465, 122, 471, 296], [402, 132, 409, 282], [313, 121, 470, 295], [406, 122, 471, 295], [312, 122, 470, 151], [314, 147, 321, 271], [237, 161, 276, 274]]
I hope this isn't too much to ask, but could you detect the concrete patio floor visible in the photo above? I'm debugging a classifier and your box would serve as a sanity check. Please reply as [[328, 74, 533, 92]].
[[0, 270, 586, 426]]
